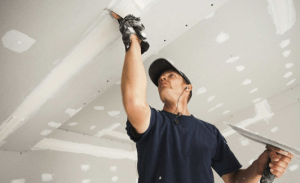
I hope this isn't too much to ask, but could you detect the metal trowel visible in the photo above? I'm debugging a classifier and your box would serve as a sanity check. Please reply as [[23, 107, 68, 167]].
[[104, 8, 124, 24], [225, 122, 300, 183]]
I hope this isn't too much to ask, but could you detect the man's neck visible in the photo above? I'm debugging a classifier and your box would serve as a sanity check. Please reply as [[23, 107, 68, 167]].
[[162, 101, 191, 116]]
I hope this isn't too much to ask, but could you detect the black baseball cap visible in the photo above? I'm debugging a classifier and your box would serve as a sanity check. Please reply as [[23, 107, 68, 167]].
[[148, 58, 192, 100]]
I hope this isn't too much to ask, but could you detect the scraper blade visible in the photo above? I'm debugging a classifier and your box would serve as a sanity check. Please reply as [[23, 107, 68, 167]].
[[104, 8, 123, 24], [225, 122, 299, 183]]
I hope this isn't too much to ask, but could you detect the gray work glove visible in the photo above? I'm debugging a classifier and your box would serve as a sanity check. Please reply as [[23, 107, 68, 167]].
[[118, 14, 150, 54]]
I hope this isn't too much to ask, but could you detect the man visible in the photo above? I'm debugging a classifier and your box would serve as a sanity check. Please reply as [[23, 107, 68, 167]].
[[118, 14, 294, 183]]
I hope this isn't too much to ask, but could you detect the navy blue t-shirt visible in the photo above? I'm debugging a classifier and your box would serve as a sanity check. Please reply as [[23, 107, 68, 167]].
[[125, 105, 242, 183]]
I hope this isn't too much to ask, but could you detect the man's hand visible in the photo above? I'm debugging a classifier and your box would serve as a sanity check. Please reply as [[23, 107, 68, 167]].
[[118, 14, 149, 54], [256, 145, 295, 178]]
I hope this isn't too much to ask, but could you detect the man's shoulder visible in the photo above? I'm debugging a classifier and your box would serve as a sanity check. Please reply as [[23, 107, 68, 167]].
[[148, 105, 160, 113], [149, 105, 161, 113], [194, 118, 213, 126], [195, 118, 217, 131]]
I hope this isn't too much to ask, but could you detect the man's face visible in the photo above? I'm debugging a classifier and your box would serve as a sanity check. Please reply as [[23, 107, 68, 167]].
[[157, 69, 186, 103]]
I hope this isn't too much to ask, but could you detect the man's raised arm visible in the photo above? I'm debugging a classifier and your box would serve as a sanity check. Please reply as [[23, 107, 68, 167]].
[[121, 35, 147, 109], [118, 15, 151, 134]]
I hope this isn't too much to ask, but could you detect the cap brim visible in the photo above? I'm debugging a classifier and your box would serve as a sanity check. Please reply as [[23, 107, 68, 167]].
[[149, 58, 183, 87]]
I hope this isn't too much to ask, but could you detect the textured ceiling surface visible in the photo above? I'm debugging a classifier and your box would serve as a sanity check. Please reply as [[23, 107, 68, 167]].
[[0, 0, 299, 157]]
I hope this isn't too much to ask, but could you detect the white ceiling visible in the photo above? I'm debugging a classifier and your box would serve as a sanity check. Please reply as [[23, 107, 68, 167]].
[[0, 0, 299, 154]]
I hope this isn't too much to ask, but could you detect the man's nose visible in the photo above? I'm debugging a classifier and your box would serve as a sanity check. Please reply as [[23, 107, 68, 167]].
[[159, 77, 166, 83]]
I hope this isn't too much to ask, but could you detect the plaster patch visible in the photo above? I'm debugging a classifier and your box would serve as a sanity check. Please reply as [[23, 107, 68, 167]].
[[279, 39, 290, 48], [82, 179, 91, 183], [285, 63, 294, 69], [215, 103, 223, 108], [41, 130, 52, 136], [226, 56, 239, 63], [271, 126, 278, 133], [110, 166, 117, 172], [90, 125, 96, 130], [267, 0, 296, 35], [215, 32, 230, 43], [68, 122, 78, 126], [208, 108, 215, 112], [94, 106, 105, 110], [205, 11, 214, 19], [240, 137, 250, 146], [31, 138, 137, 160], [248, 159, 255, 165], [48, 121, 62, 128], [2, 30, 36, 53], [94, 123, 121, 138], [108, 111, 120, 116], [53, 59, 62, 65], [65, 108, 82, 117], [252, 98, 261, 103], [242, 79, 251, 85], [209, 103, 224, 112], [249, 88, 258, 94], [81, 164, 90, 172], [11, 178, 25, 183], [282, 50, 291, 58], [95, 128, 129, 139], [42, 174, 53, 181], [283, 71, 293, 78], [222, 99, 274, 137], [196, 87, 207, 95], [115, 80, 121, 84], [289, 164, 298, 171], [207, 96, 215, 102], [111, 176, 118, 182], [235, 65, 245, 72], [223, 110, 230, 115], [286, 78, 296, 86]]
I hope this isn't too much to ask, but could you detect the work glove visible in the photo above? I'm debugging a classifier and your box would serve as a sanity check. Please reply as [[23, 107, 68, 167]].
[[118, 14, 150, 54]]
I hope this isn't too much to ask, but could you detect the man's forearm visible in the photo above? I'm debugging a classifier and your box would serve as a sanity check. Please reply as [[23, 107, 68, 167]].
[[121, 37, 147, 107], [233, 160, 262, 183]]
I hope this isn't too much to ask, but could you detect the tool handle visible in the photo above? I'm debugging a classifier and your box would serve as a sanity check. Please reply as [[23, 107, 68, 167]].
[[260, 158, 275, 183]]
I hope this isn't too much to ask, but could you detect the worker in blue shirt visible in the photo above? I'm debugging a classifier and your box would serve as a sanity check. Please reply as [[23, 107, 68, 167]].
[[116, 13, 295, 183]]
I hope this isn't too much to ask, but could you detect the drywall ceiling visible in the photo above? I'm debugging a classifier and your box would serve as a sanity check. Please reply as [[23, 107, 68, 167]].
[[0, 0, 299, 159]]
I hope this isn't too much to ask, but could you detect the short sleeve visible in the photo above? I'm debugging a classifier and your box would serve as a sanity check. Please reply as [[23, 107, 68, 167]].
[[125, 105, 158, 143], [211, 126, 242, 177]]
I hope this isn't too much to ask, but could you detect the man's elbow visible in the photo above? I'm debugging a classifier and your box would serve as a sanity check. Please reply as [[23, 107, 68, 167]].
[[221, 169, 240, 183]]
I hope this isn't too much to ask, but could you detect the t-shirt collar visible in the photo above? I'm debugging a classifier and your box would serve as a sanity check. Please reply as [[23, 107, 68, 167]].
[[160, 110, 194, 118]]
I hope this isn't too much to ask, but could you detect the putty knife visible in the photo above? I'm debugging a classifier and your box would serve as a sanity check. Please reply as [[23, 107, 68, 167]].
[[104, 8, 123, 24], [225, 122, 300, 183]]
